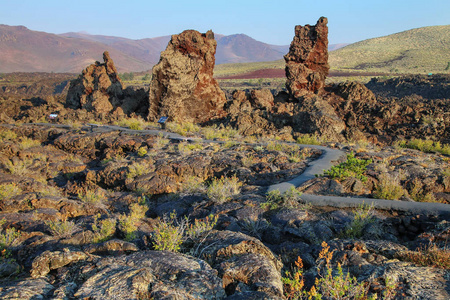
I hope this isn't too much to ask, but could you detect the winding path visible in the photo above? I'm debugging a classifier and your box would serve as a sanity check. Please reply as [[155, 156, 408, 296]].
[[13, 123, 450, 218]]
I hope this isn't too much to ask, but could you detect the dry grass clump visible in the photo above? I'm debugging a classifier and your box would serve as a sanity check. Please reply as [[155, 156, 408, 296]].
[[117, 117, 147, 130], [92, 214, 117, 243], [180, 176, 206, 195], [152, 212, 218, 253], [397, 243, 450, 269], [296, 134, 322, 145], [153, 133, 170, 150], [201, 125, 239, 141], [340, 204, 375, 238], [127, 160, 152, 179], [373, 174, 405, 200], [0, 183, 22, 200], [409, 178, 437, 202], [166, 122, 200, 136], [4, 158, 34, 176], [119, 203, 148, 241], [18, 137, 41, 150], [0, 130, 17, 141], [397, 138, 450, 156], [45, 219, 79, 238], [177, 141, 203, 155], [206, 176, 242, 204], [78, 188, 107, 204], [262, 187, 306, 210]]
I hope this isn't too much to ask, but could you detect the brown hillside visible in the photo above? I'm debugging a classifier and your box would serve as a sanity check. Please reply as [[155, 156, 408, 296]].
[[0, 25, 151, 73]]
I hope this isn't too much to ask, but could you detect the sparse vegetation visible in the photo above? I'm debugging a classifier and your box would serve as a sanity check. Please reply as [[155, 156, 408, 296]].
[[340, 204, 375, 238], [0, 219, 21, 248], [18, 137, 41, 149], [206, 175, 242, 204], [152, 212, 218, 253], [397, 243, 450, 269], [397, 138, 450, 155], [127, 160, 152, 179], [177, 141, 203, 154], [153, 133, 170, 150], [329, 25, 450, 74], [409, 178, 437, 202], [297, 134, 322, 145], [118, 117, 146, 130], [0, 183, 22, 200], [0, 130, 17, 141], [4, 158, 34, 176], [92, 215, 116, 243], [201, 125, 239, 141], [45, 219, 79, 238], [166, 122, 200, 136], [78, 188, 107, 204], [262, 187, 306, 210], [373, 174, 405, 200], [119, 203, 148, 241], [180, 176, 206, 195], [282, 241, 394, 300], [137, 147, 148, 157]]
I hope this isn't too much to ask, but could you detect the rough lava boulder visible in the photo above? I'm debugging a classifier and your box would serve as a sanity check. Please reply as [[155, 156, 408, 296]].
[[147, 30, 227, 123], [66, 51, 148, 116], [285, 17, 329, 96]]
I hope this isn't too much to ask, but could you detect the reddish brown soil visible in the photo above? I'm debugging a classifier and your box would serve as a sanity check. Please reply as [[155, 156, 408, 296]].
[[216, 69, 392, 79]]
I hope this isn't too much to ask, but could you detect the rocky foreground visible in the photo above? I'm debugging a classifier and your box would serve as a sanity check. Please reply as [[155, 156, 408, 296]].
[[0, 123, 448, 299]]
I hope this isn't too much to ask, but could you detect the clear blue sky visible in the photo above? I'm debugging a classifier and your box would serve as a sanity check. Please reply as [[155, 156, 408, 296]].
[[1, 0, 449, 45]]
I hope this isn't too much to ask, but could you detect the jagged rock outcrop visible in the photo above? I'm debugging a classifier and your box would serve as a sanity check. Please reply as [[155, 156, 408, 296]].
[[66, 51, 148, 115], [148, 30, 227, 123], [293, 94, 346, 141], [285, 17, 329, 96]]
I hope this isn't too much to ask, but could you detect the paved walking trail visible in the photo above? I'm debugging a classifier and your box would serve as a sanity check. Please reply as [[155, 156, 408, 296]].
[[17, 123, 450, 218]]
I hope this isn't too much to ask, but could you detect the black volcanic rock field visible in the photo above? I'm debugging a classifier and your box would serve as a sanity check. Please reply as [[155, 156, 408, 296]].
[[0, 20, 449, 299]]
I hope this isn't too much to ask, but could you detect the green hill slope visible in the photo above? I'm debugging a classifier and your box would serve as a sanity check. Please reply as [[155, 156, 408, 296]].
[[329, 25, 450, 74]]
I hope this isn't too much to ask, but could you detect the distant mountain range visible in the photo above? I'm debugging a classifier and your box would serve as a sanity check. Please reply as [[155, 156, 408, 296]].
[[0, 25, 347, 73]]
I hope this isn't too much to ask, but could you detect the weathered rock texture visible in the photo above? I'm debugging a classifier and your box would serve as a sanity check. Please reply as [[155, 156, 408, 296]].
[[285, 17, 329, 96], [148, 30, 226, 123], [66, 51, 148, 115]]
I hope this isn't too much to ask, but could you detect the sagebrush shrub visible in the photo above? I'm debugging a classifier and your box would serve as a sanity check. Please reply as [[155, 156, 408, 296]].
[[206, 176, 242, 204], [373, 174, 405, 200]]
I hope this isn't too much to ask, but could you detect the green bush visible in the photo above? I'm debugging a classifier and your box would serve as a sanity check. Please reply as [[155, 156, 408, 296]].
[[324, 152, 372, 182]]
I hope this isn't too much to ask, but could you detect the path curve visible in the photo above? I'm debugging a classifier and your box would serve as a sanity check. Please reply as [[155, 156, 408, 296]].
[[11, 123, 450, 218]]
